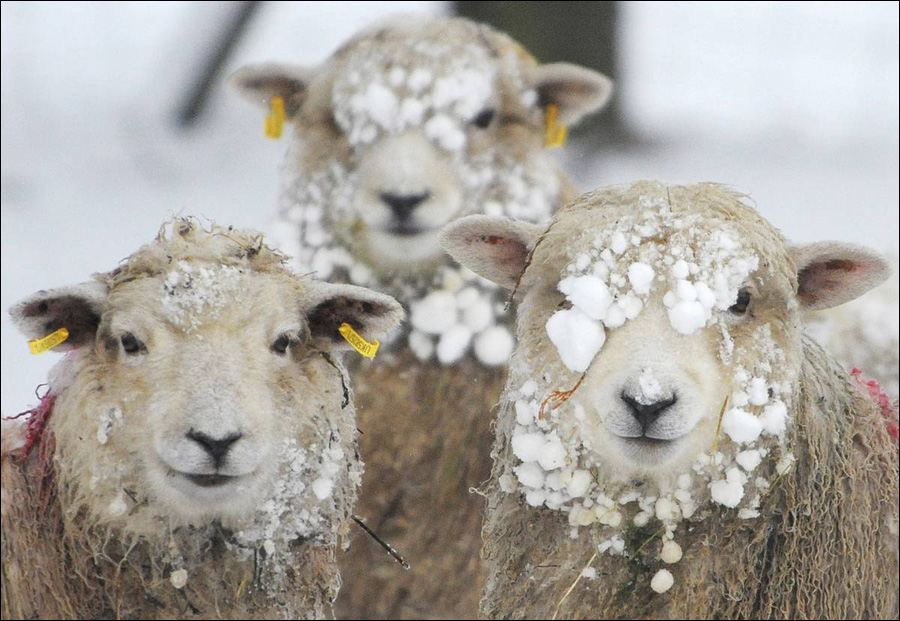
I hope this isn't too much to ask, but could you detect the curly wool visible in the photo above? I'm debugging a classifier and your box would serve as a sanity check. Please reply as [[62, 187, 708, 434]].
[[105, 217, 290, 289], [480, 338, 898, 619]]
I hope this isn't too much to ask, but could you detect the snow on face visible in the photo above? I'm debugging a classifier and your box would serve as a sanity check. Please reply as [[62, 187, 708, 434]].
[[272, 33, 557, 367], [501, 192, 797, 588], [162, 261, 247, 332], [546, 194, 760, 374], [233, 432, 358, 563], [332, 39, 502, 152], [93, 263, 355, 557]]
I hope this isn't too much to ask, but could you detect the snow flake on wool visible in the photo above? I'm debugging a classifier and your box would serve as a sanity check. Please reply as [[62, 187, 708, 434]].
[[96, 405, 123, 445], [235, 429, 354, 557], [333, 39, 504, 152], [272, 156, 557, 370], [161, 261, 246, 332], [546, 194, 760, 373]]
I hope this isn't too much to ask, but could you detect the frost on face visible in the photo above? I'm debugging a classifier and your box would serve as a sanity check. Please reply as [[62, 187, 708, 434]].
[[96, 405, 123, 445], [333, 40, 498, 152], [272, 32, 558, 368], [503, 194, 796, 592], [162, 261, 246, 332], [546, 195, 760, 372], [232, 425, 358, 589]]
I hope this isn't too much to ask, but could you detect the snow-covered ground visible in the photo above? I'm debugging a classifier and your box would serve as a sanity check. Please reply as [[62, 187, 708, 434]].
[[2, 1, 897, 413]]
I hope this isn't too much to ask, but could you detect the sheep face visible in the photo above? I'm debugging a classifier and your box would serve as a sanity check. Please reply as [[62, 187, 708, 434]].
[[565, 303, 731, 474], [11, 230, 403, 540], [97, 268, 328, 519], [232, 17, 612, 279], [443, 183, 889, 517]]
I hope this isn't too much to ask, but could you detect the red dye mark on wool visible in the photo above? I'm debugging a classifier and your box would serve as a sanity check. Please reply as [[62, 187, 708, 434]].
[[3, 387, 56, 460], [851, 368, 899, 442]]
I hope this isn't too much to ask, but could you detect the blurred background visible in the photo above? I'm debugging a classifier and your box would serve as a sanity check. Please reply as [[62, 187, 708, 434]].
[[2, 1, 898, 412]]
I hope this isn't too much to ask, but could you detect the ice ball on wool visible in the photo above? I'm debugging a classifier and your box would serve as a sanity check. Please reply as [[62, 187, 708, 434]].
[[546, 308, 605, 372], [436, 325, 473, 364], [561, 275, 613, 321], [650, 569, 674, 593]]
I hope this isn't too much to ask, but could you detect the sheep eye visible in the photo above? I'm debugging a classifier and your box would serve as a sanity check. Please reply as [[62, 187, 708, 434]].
[[729, 288, 752, 315], [120, 333, 147, 355], [271, 334, 291, 355], [472, 108, 496, 129]]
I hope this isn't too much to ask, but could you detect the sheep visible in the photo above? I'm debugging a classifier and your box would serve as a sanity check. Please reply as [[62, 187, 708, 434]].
[[231, 16, 613, 618], [0, 219, 403, 620], [441, 181, 899, 619]]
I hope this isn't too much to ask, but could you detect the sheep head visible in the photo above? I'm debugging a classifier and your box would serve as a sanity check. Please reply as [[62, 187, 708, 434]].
[[9, 220, 403, 546], [231, 16, 612, 280], [442, 182, 889, 528]]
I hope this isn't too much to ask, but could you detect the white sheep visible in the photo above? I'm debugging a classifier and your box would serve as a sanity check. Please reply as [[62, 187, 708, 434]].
[[231, 16, 612, 618], [1, 219, 403, 620], [442, 181, 899, 619]]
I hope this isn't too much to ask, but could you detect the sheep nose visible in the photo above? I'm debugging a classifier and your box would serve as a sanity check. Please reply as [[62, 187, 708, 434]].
[[380, 191, 430, 220], [186, 430, 242, 466], [620, 393, 677, 431]]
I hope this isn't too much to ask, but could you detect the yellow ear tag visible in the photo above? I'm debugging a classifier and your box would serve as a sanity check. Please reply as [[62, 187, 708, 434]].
[[29, 327, 69, 354], [339, 323, 379, 359], [264, 96, 285, 139], [544, 103, 567, 148]]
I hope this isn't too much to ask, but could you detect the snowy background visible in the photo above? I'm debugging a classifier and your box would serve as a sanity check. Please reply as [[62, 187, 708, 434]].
[[2, 1, 898, 413]]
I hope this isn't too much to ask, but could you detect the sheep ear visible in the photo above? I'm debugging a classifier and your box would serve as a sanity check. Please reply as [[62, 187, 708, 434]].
[[304, 283, 404, 350], [792, 242, 890, 311], [440, 215, 543, 290], [533, 62, 613, 126], [9, 281, 107, 352], [229, 63, 316, 118]]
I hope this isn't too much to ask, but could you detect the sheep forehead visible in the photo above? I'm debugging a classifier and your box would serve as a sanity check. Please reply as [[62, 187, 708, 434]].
[[334, 37, 497, 101], [536, 183, 787, 276], [330, 26, 535, 149], [111, 263, 298, 334]]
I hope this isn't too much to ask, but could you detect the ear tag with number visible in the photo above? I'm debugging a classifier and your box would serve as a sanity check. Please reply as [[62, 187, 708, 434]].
[[29, 327, 69, 354], [339, 323, 379, 358]]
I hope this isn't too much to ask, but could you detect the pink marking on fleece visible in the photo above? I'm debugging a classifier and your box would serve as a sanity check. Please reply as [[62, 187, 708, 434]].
[[852, 368, 899, 442], [3, 388, 56, 460]]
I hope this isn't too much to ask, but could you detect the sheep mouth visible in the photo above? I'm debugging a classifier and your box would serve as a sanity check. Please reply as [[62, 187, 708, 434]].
[[609, 430, 678, 444], [627, 435, 675, 446], [384, 223, 431, 237], [178, 472, 242, 488], [611, 435, 685, 465]]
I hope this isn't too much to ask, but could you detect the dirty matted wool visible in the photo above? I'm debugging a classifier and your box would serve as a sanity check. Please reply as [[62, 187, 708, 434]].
[[482, 338, 899, 619], [337, 350, 505, 619]]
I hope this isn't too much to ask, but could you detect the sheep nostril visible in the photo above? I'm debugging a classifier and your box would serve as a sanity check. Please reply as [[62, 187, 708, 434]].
[[620, 393, 678, 432], [186, 430, 243, 466], [380, 191, 430, 221]]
